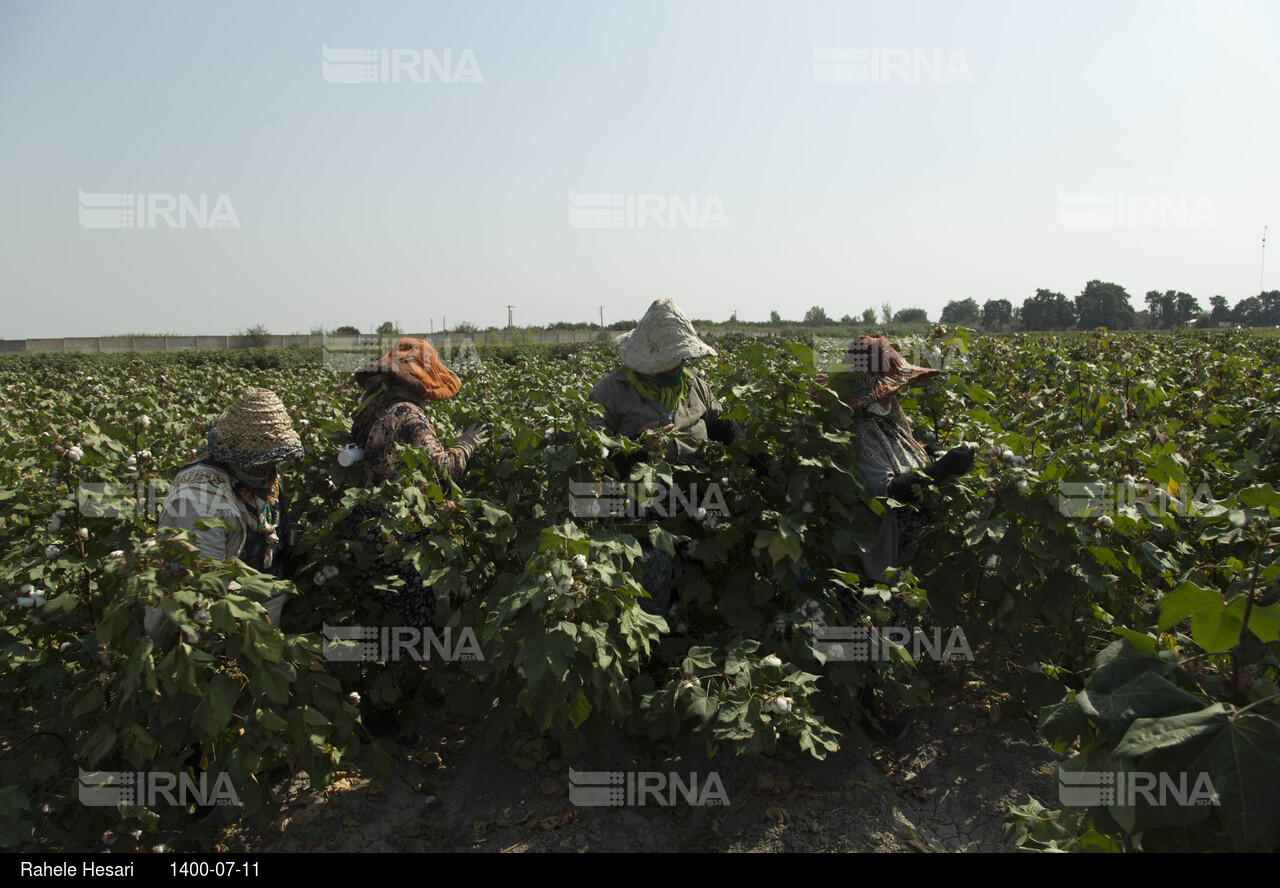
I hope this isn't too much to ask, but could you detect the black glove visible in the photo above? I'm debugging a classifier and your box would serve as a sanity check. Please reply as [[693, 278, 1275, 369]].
[[608, 447, 645, 477], [887, 472, 930, 503], [707, 417, 742, 444], [925, 442, 945, 458], [923, 445, 975, 481]]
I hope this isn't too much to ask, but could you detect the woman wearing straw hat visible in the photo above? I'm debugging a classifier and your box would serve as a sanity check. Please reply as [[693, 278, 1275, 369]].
[[146, 387, 305, 633], [816, 334, 975, 741], [819, 334, 975, 616], [590, 299, 746, 617]]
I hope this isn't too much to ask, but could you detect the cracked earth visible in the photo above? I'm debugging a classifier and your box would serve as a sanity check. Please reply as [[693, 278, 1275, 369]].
[[242, 661, 1065, 854]]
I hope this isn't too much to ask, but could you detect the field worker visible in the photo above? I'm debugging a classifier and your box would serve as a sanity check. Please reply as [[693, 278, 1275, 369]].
[[347, 336, 487, 628], [590, 299, 750, 617], [145, 387, 304, 634], [815, 335, 975, 741], [818, 334, 975, 620]]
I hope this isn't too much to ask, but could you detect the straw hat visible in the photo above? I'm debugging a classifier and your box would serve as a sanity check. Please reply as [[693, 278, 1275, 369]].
[[353, 337, 460, 402], [816, 335, 940, 409], [207, 388, 304, 468], [615, 299, 717, 374]]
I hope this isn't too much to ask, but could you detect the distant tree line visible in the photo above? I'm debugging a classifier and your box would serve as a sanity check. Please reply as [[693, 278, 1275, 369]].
[[309, 288, 1280, 340]]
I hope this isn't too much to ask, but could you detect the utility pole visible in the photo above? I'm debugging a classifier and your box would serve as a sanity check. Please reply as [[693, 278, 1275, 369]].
[[599, 306, 604, 330], [443, 316, 446, 333], [1262, 225, 1269, 294], [507, 305, 514, 329]]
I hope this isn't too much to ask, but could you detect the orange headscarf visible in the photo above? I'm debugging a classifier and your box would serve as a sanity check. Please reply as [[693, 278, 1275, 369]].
[[353, 337, 461, 401]]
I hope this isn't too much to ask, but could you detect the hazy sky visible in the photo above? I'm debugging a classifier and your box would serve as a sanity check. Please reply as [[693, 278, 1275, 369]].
[[2, 0, 1276, 337]]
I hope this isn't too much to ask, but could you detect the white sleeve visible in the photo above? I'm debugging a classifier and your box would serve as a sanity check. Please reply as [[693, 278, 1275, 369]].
[[158, 501, 231, 561]]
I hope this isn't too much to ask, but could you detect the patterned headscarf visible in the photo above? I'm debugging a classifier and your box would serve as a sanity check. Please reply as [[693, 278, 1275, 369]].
[[353, 338, 460, 402]]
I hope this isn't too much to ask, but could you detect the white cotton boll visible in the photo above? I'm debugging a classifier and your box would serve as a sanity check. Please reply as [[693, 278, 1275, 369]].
[[347, 692, 361, 705], [705, 514, 718, 528], [60, 642, 72, 654], [571, 554, 588, 571], [30, 588, 45, 599], [194, 610, 211, 626], [16, 597, 35, 608], [138, 415, 151, 428], [802, 502, 814, 514], [1098, 516, 1114, 529], [67, 449, 82, 463], [1002, 450, 1014, 462], [45, 546, 59, 559], [556, 577, 573, 595], [226, 580, 241, 591], [601, 446, 610, 458], [1016, 481, 1029, 493], [323, 565, 339, 579], [75, 527, 89, 540], [139, 450, 151, 459], [771, 618, 786, 634], [762, 655, 783, 667], [20, 584, 33, 594], [109, 549, 124, 558], [1012, 456, 1025, 468], [541, 571, 554, 587], [313, 572, 326, 586], [674, 620, 688, 634], [692, 507, 707, 521]]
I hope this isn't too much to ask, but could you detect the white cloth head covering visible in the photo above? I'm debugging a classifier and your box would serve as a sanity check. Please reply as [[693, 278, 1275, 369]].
[[615, 299, 717, 374]]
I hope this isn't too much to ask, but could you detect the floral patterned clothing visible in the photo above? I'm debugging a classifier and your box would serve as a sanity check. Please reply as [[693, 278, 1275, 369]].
[[355, 393, 469, 487], [347, 392, 468, 635]]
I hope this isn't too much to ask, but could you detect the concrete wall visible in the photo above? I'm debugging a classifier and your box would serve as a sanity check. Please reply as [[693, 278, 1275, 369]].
[[2, 328, 771, 355]]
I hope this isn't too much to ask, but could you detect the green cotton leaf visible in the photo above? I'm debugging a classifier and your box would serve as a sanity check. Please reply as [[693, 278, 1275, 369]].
[[1158, 581, 1222, 633], [80, 723, 118, 767], [1112, 703, 1228, 759], [1111, 627, 1159, 657], [1243, 600, 1280, 644], [1116, 707, 1280, 851], [38, 592, 78, 618], [1038, 695, 1091, 753], [568, 690, 591, 728], [255, 708, 288, 732], [254, 662, 293, 705], [72, 686, 106, 719], [1076, 671, 1204, 746], [1190, 600, 1244, 655], [243, 621, 284, 664], [192, 674, 241, 740], [1238, 484, 1280, 510]]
